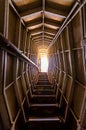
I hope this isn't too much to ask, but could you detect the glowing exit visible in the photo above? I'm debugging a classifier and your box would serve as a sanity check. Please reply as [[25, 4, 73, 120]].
[[41, 54, 48, 72]]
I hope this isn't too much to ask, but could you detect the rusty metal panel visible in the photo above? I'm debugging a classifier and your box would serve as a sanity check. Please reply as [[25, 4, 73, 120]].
[[8, 5, 20, 47], [71, 12, 82, 48], [82, 4, 86, 38], [5, 84, 19, 122], [71, 82, 85, 119], [0, 0, 5, 34], [0, 49, 4, 84], [73, 49, 85, 85], [6, 53, 15, 86]]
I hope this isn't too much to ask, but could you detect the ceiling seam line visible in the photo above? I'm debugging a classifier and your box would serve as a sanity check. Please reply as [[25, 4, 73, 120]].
[[42, 0, 45, 48]]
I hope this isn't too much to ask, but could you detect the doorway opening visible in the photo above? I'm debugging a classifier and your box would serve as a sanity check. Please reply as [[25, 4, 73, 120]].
[[41, 54, 48, 72], [38, 49, 48, 72]]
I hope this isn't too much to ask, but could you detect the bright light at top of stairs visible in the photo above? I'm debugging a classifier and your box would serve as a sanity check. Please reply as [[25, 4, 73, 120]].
[[41, 54, 48, 72]]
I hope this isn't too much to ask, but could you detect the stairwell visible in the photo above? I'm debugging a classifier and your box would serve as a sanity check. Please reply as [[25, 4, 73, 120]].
[[26, 72, 62, 130]]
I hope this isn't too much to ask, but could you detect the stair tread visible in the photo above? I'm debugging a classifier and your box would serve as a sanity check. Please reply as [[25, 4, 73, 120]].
[[32, 89, 55, 95], [32, 94, 56, 97], [36, 84, 51, 86], [28, 116, 61, 121], [33, 92, 55, 95], [37, 81, 50, 82], [33, 88, 54, 91], [26, 72, 62, 130], [35, 85, 53, 89], [36, 84, 52, 86], [30, 103, 58, 107], [30, 96, 56, 104]]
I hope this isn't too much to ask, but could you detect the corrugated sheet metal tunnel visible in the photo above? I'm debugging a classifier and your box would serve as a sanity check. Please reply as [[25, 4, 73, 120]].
[[0, 0, 86, 130]]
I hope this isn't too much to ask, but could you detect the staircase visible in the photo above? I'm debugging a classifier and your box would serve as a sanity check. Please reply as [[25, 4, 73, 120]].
[[26, 72, 62, 130]]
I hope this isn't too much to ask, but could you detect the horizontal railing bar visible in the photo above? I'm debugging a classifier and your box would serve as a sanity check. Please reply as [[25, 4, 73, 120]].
[[0, 34, 39, 71], [48, 0, 86, 49]]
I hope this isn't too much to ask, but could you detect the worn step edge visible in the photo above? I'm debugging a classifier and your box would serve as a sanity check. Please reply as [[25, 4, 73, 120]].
[[33, 89, 54, 92], [30, 103, 58, 107], [28, 117, 61, 122], [36, 85, 52, 86], [32, 94, 56, 97]]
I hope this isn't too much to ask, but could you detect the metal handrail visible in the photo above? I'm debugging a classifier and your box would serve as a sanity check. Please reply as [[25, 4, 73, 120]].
[[0, 33, 39, 71], [48, 0, 86, 49]]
